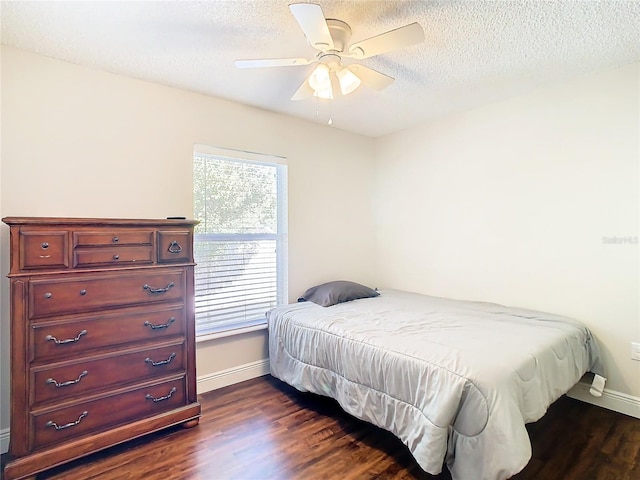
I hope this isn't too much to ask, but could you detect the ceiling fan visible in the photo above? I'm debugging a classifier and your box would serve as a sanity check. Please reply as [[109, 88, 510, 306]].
[[235, 3, 425, 101]]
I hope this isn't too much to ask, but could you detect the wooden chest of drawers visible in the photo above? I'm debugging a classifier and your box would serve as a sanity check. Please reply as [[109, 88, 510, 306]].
[[2, 217, 201, 480]]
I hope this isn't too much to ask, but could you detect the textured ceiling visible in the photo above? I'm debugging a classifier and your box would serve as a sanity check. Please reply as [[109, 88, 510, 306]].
[[2, 1, 639, 137]]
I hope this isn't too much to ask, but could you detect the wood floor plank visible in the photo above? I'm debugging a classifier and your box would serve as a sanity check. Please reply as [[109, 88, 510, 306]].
[[2, 374, 639, 479]]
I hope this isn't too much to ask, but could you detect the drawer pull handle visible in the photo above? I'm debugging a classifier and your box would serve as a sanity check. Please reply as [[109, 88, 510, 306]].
[[168, 241, 183, 254], [44, 292, 53, 299], [46, 330, 87, 345], [45, 411, 88, 431], [80, 289, 87, 296], [144, 352, 176, 366], [144, 317, 176, 330], [113, 254, 120, 260], [112, 236, 119, 243], [41, 242, 49, 249], [143, 282, 174, 294], [46, 370, 88, 388], [39, 255, 51, 258], [146, 387, 177, 403]]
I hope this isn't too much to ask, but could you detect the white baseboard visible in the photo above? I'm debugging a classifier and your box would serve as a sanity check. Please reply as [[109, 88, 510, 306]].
[[197, 368, 640, 418], [1, 427, 9, 454], [197, 359, 270, 395], [567, 380, 640, 419]]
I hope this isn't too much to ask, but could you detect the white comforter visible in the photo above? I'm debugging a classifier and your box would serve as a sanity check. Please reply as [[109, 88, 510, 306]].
[[267, 290, 604, 480]]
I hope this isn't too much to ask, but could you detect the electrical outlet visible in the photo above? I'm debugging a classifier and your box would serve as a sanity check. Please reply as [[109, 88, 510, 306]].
[[632, 342, 640, 361]]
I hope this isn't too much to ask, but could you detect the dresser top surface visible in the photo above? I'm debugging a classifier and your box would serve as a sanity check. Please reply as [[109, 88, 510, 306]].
[[2, 217, 199, 227]]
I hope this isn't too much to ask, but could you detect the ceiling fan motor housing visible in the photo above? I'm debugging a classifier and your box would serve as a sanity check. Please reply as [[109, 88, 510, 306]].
[[324, 19, 352, 53]]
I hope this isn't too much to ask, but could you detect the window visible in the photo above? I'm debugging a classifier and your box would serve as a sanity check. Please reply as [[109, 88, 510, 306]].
[[193, 145, 287, 337]]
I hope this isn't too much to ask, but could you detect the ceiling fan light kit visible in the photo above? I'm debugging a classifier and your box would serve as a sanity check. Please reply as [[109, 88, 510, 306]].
[[308, 63, 331, 91], [235, 2, 425, 104], [336, 66, 361, 95], [310, 64, 333, 99]]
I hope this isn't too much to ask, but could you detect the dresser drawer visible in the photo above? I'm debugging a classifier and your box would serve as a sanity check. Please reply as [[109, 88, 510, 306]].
[[20, 231, 69, 270], [73, 231, 153, 247], [73, 246, 153, 267], [157, 231, 193, 263], [29, 270, 185, 319], [32, 341, 186, 405], [31, 377, 186, 450], [31, 304, 186, 361]]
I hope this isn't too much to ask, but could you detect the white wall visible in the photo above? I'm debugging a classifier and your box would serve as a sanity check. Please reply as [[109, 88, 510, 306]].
[[0, 46, 377, 450], [374, 62, 640, 402]]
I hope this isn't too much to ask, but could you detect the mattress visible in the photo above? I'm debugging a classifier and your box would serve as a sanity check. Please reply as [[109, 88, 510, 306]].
[[267, 289, 604, 480]]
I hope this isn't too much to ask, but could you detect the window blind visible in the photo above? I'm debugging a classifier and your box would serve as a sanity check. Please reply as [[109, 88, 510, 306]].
[[193, 150, 287, 336]]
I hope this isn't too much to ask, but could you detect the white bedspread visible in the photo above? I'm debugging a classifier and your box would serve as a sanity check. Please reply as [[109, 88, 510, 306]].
[[267, 290, 604, 480]]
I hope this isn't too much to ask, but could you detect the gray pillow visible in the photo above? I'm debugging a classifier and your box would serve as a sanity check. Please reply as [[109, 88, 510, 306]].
[[297, 281, 379, 307]]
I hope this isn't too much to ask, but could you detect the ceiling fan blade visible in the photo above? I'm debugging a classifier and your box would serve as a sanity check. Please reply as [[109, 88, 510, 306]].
[[289, 3, 334, 51], [348, 22, 424, 59], [235, 58, 312, 68], [291, 79, 314, 101], [348, 65, 394, 91]]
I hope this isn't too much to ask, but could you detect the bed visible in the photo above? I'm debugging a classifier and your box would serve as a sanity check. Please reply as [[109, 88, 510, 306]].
[[267, 288, 605, 480]]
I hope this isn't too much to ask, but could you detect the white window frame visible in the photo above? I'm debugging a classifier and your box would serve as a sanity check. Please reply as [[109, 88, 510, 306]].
[[193, 144, 288, 341]]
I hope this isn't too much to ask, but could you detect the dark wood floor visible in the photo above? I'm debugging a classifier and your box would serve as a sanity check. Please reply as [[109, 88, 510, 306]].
[[3, 375, 639, 479]]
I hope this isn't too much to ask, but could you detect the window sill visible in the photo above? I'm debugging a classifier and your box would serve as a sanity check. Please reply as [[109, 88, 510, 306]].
[[196, 322, 268, 343]]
